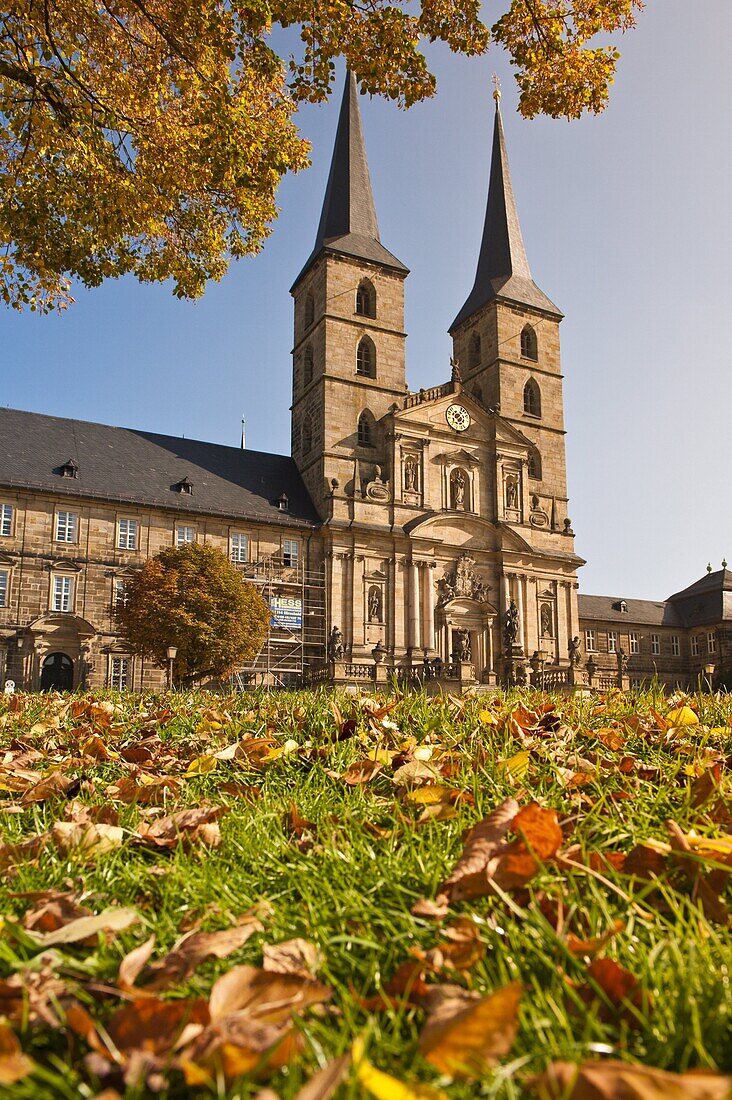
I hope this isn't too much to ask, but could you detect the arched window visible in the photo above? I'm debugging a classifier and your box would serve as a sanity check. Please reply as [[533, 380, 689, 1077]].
[[528, 448, 542, 479], [302, 417, 313, 454], [523, 378, 541, 417], [468, 331, 481, 369], [472, 385, 483, 404], [355, 279, 376, 318], [357, 412, 373, 447], [303, 345, 313, 386], [521, 324, 537, 360], [450, 467, 469, 511], [304, 293, 315, 329], [356, 336, 375, 378]]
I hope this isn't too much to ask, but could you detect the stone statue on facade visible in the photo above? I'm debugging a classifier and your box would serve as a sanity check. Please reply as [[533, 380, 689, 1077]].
[[503, 599, 520, 649], [328, 626, 344, 661], [452, 469, 466, 508], [540, 603, 553, 638], [505, 478, 519, 510], [437, 553, 491, 606], [568, 635, 582, 667], [405, 457, 418, 491], [368, 585, 382, 623]]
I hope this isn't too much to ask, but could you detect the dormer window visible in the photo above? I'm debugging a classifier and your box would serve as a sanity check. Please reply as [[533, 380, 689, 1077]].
[[277, 493, 289, 512], [611, 599, 629, 613], [174, 477, 193, 495], [60, 458, 79, 479]]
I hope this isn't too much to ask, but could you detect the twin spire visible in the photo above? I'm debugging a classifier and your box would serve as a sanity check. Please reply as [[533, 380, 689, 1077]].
[[294, 70, 408, 286], [297, 69, 559, 324]]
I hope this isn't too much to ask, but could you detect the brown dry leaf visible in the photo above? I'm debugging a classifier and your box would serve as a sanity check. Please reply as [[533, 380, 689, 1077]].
[[106, 996, 210, 1056], [23, 906, 139, 948], [142, 912, 264, 991], [118, 934, 157, 991], [578, 958, 648, 1026], [566, 920, 625, 958], [0, 970, 69, 1027], [438, 918, 485, 971], [441, 797, 519, 902], [263, 938, 321, 979], [21, 770, 76, 803], [596, 729, 626, 752], [23, 891, 93, 936], [51, 821, 124, 859], [0, 1023, 35, 1085], [493, 803, 564, 891], [134, 805, 227, 850], [208, 964, 332, 1025], [411, 894, 450, 921], [294, 1054, 351, 1100], [341, 759, 383, 786], [106, 775, 183, 805], [527, 1059, 732, 1098], [419, 980, 521, 1078], [393, 761, 443, 788]]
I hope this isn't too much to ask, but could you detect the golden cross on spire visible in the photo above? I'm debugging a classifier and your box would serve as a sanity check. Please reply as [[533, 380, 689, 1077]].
[[492, 73, 502, 107]]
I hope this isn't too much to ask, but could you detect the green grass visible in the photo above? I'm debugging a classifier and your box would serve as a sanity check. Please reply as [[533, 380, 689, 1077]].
[[1, 686, 732, 1097]]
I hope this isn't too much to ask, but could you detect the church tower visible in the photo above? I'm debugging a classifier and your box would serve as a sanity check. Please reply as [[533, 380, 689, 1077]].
[[290, 72, 409, 518], [450, 92, 570, 535]]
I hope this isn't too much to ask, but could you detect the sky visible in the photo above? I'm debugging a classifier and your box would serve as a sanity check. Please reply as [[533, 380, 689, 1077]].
[[2, 0, 730, 601]]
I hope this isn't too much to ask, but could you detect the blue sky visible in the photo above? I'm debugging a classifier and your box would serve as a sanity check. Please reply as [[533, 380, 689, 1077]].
[[2, 0, 729, 600]]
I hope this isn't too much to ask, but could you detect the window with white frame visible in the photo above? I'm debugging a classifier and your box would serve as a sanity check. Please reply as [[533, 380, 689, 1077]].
[[55, 510, 78, 543], [51, 574, 74, 612], [113, 578, 128, 611], [671, 635, 680, 657], [608, 630, 618, 654], [282, 539, 299, 567], [0, 504, 13, 537], [230, 533, 249, 563], [585, 629, 596, 652], [651, 633, 660, 656], [0, 570, 8, 607], [118, 518, 139, 550], [629, 632, 640, 654], [176, 525, 195, 547], [109, 656, 130, 690], [708, 631, 717, 654], [691, 634, 700, 657]]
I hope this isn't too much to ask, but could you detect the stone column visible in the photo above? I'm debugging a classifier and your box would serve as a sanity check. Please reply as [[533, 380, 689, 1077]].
[[409, 561, 421, 653], [422, 563, 436, 652], [524, 576, 538, 657], [330, 552, 343, 633], [394, 558, 406, 655], [556, 580, 569, 664], [343, 552, 354, 655]]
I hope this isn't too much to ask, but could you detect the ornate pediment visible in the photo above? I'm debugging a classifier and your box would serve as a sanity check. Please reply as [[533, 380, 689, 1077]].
[[433, 448, 480, 468], [437, 552, 491, 606]]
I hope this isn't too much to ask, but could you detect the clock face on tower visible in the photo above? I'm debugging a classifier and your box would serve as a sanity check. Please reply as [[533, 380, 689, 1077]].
[[446, 404, 471, 433]]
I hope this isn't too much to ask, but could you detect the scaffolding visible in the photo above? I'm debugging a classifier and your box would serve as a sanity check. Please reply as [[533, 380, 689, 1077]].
[[231, 556, 327, 688]]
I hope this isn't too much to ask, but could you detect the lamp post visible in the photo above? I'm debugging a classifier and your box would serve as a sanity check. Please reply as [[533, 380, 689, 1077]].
[[702, 662, 716, 694], [530, 648, 549, 692], [166, 645, 177, 690]]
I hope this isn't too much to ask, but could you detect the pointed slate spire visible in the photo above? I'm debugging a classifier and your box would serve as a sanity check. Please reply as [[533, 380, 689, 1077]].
[[292, 71, 407, 287], [450, 98, 561, 331]]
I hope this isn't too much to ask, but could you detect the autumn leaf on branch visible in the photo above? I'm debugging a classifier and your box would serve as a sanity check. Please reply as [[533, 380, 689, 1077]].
[[0, 0, 644, 312]]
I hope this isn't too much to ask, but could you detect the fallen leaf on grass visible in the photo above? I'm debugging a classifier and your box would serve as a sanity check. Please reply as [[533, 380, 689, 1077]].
[[106, 775, 182, 805], [138, 912, 264, 991], [354, 1037, 447, 1099], [0, 970, 69, 1027], [341, 759, 383, 785], [527, 1059, 732, 1098], [0, 1022, 35, 1085], [577, 958, 648, 1026], [52, 821, 124, 858], [411, 894, 450, 921], [441, 797, 518, 902], [263, 938, 321, 979], [22, 906, 139, 948], [418, 980, 521, 1078], [566, 920, 625, 958], [134, 805, 227, 850]]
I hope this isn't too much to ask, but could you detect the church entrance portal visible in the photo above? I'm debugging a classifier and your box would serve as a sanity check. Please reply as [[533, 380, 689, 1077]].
[[40, 652, 74, 691]]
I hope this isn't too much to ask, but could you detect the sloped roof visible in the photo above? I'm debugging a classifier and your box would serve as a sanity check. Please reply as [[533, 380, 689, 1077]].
[[666, 568, 732, 627], [578, 594, 682, 627], [292, 71, 408, 288], [0, 408, 319, 528], [450, 104, 561, 331]]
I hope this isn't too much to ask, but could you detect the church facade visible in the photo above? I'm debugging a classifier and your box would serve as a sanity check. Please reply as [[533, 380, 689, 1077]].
[[0, 76, 728, 692]]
